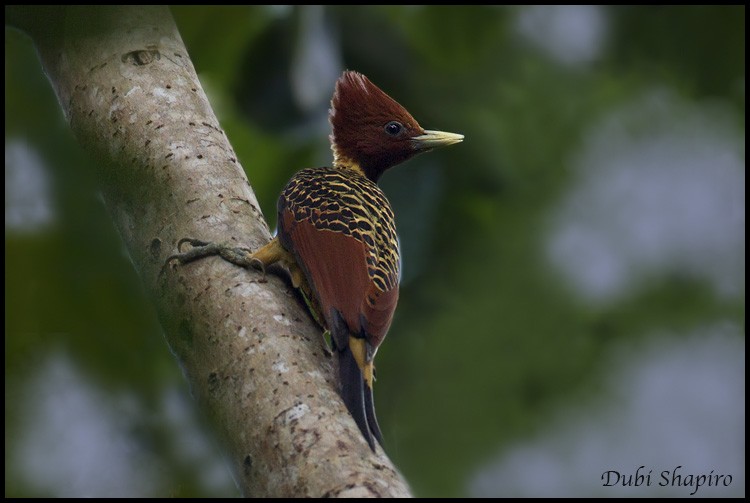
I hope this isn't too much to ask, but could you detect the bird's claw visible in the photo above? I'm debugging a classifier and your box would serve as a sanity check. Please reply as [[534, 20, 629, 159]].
[[177, 237, 210, 253], [249, 257, 268, 282], [164, 238, 270, 284], [164, 238, 220, 267]]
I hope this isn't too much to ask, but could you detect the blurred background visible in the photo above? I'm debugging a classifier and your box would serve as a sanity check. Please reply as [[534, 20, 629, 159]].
[[5, 5, 744, 497]]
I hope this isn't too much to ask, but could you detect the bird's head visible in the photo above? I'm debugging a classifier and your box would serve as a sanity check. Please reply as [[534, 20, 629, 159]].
[[329, 71, 463, 182]]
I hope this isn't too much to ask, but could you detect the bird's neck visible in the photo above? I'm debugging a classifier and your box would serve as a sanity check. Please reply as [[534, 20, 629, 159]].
[[331, 145, 394, 183], [331, 146, 378, 182]]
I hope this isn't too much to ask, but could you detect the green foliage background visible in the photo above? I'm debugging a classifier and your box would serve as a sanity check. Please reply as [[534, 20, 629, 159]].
[[5, 6, 744, 497]]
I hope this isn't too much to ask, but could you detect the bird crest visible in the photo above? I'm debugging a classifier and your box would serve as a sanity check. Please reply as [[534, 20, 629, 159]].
[[329, 71, 424, 181]]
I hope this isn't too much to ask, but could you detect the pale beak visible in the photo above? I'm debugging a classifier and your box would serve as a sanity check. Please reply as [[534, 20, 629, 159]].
[[412, 130, 464, 150]]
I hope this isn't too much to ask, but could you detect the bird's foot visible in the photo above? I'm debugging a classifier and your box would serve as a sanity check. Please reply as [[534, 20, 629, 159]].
[[165, 238, 267, 279], [249, 257, 268, 282]]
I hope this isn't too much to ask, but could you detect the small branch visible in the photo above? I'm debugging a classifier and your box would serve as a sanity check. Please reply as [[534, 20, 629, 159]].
[[7, 5, 412, 497]]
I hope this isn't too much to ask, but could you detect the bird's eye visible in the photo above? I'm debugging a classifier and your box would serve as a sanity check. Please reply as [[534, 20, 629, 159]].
[[384, 121, 403, 136]]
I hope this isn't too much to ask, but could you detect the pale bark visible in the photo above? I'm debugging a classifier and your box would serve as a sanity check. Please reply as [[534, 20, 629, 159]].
[[7, 5, 412, 497]]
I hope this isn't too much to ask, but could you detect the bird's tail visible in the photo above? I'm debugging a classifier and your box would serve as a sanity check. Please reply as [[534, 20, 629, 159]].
[[364, 372, 383, 445], [331, 311, 383, 452]]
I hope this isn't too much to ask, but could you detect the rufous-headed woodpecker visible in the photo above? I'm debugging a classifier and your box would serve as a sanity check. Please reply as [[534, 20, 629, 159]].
[[170, 71, 463, 451]]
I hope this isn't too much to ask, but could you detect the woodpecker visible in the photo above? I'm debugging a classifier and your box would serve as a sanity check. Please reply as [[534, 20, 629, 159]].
[[171, 71, 463, 451]]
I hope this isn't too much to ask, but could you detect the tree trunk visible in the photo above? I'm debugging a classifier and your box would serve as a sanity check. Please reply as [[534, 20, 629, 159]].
[[6, 5, 412, 497]]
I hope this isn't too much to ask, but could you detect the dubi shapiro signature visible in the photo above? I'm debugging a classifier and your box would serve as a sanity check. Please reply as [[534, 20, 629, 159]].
[[601, 465, 733, 496]]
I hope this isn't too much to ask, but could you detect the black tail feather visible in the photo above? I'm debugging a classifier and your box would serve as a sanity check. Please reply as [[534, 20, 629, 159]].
[[330, 308, 381, 452], [364, 381, 383, 446], [339, 345, 376, 451]]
